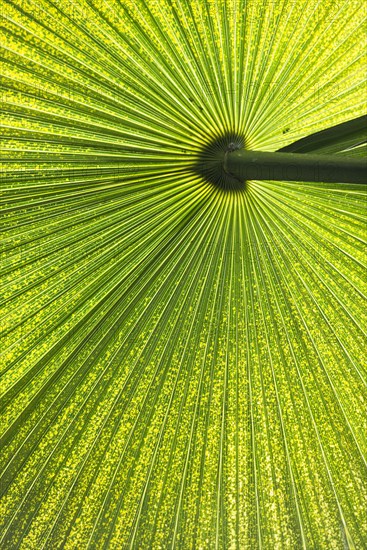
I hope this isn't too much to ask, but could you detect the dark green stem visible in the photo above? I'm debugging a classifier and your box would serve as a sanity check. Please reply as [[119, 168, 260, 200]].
[[224, 149, 367, 184]]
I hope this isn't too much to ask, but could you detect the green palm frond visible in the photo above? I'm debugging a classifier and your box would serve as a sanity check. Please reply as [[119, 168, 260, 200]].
[[278, 115, 367, 157], [1, 0, 366, 548]]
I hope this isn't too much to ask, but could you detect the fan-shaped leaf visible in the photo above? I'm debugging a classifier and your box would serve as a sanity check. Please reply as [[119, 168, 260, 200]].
[[1, 1, 366, 548]]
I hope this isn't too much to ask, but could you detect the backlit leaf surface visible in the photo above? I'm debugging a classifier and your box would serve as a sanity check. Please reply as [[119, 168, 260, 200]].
[[1, 0, 366, 548]]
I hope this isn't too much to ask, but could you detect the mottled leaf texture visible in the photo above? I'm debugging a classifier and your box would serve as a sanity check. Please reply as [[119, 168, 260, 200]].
[[1, 0, 366, 549]]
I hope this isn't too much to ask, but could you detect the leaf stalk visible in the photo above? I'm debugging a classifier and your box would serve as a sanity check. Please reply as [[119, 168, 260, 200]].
[[224, 149, 367, 184]]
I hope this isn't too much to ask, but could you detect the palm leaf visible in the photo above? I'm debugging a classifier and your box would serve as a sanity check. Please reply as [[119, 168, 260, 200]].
[[1, 0, 367, 548], [278, 115, 367, 157]]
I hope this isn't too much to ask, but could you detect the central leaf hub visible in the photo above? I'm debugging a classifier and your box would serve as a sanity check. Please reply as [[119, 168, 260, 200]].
[[194, 132, 246, 191]]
